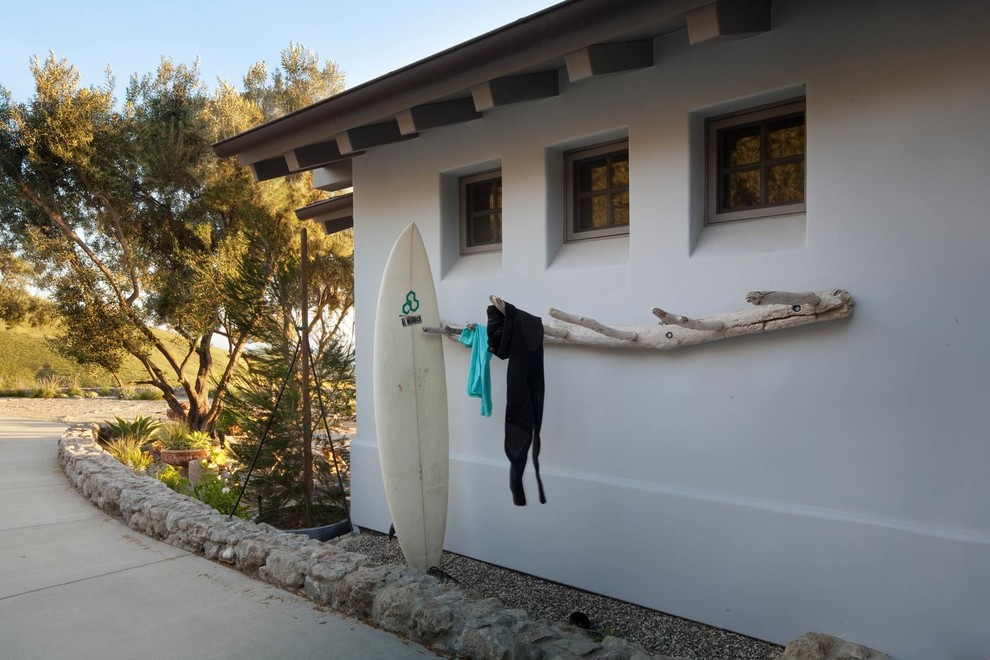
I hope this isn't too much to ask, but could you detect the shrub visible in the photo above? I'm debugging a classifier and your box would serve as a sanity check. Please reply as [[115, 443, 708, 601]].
[[104, 415, 162, 442], [36, 375, 65, 398], [156, 464, 190, 491], [193, 472, 249, 518], [134, 387, 164, 400], [65, 375, 84, 398], [224, 333, 353, 529], [156, 421, 189, 449], [106, 436, 153, 472], [153, 465, 248, 518], [203, 444, 236, 471], [184, 430, 212, 450], [156, 423, 211, 450], [120, 386, 163, 400]]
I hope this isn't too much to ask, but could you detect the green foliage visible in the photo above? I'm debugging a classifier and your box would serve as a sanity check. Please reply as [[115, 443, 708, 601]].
[[184, 430, 212, 450], [133, 387, 164, 400], [118, 385, 164, 400], [64, 375, 84, 397], [0, 375, 41, 398], [314, 334, 356, 419], [202, 444, 235, 471], [224, 331, 353, 529], [35, 375, 64, 398], [156, 422, 211, 450], [156, 464, 188, 491], [155, 421, 189, 449], [153, 463, 247, 518], [213, 404, 239, 436], [0, 252, 50, 328], [192, 471, 249, 519], [104, 415, 161, 442], [242, 43, 344, 122], [106, 435, 153, 472], [0, 45, 352, 433]]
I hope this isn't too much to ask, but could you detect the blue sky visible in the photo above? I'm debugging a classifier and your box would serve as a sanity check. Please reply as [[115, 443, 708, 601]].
[[1, 0, 559, 102]]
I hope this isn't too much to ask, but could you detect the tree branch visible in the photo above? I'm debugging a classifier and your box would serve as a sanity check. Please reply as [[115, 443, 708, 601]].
[[488, 295, 569, 339], [548, 308, 639, 341], [746, 291, 821, 306], [79, 169, 141, 305], [17, 178, 188, 379], [651, 308, 725, 331], [134, 353, 183, 415]]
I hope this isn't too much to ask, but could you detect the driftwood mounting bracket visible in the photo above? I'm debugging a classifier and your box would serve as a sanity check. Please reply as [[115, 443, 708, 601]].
[[424, 289, 853, 351]]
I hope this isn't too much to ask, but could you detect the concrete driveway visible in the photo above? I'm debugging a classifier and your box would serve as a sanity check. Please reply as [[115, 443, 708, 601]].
[[0, 417, 437, 660]]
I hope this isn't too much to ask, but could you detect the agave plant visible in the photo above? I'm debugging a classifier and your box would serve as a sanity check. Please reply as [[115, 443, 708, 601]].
[[104, 415, 161, 442]]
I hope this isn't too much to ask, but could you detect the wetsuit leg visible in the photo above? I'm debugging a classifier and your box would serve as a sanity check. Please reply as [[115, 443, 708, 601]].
[[505, 422, 532, 506]]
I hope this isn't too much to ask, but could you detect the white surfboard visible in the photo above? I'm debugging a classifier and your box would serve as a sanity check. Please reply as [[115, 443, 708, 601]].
[[373, 223, 449, 573]]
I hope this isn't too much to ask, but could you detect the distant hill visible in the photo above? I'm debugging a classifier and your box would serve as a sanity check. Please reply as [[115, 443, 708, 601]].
[[0, 321, 232, 389]]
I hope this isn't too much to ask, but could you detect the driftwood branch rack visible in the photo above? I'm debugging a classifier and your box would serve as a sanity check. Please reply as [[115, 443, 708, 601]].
[[423, 289, 853, 350]]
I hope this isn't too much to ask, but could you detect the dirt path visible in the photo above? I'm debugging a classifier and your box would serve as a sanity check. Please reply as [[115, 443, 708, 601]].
[[0, 397, 169, 425]]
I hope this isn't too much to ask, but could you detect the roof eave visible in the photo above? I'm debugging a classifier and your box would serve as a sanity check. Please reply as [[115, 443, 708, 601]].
[[212, 0, 710, 164]]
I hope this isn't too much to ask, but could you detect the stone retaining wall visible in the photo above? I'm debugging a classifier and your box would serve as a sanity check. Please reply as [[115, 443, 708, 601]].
[[58, 424, 658, 660]]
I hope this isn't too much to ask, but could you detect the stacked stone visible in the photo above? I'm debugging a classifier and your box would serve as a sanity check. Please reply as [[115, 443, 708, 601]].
[[59, 426, 892, 660], [58, 425, 659, 660]]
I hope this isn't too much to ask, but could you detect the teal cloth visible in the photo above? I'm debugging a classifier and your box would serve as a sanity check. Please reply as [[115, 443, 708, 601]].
[[458, 324, 493, 417]]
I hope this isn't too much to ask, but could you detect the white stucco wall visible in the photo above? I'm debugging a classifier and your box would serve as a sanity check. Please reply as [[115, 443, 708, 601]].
[[347, 1, 990, 657]]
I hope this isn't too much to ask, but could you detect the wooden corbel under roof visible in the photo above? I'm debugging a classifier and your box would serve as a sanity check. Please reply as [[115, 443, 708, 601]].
[[212, 0, 772, 232]]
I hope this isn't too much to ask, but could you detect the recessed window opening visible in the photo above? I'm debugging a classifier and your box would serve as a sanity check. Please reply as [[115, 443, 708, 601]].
[[565, 140, 630, 241], [460, 170, 502, 254], [707, 99, 805, 224]]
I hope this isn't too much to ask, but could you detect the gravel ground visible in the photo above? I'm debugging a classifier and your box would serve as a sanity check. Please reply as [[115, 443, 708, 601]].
[[341, 532, 783, 660], [1, 397, 783, 659], [0, 396, 171, 424]]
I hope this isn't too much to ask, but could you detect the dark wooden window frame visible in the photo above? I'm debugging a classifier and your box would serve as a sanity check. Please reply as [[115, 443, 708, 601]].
[[565, 139, 630, 242], [706, 98, 806, 224], [460, 169, 502, 254]]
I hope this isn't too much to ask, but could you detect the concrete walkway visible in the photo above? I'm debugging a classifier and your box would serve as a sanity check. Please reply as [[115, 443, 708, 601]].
[[0, 418, 438, 660]]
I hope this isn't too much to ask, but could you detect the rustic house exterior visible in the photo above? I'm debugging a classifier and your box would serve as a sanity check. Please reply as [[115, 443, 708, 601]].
[[214, 1, 990, 657]]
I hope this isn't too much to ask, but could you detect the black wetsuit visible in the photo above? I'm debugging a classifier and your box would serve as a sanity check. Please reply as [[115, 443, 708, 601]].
[[487, 301, 547, 506]]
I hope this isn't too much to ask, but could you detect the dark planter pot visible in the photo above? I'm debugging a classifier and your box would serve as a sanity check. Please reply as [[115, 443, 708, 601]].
[[255, 504, 352, 542], [285, 518, 353, 542]]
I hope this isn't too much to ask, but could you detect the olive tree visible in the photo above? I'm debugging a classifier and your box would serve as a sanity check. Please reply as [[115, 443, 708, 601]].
[[0, 45, 351, 430]]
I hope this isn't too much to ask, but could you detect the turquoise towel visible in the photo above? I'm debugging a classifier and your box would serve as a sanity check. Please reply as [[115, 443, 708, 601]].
[[458, 324, 493, 417]]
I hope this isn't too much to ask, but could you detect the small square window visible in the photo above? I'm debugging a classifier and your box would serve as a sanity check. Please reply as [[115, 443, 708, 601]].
[[566, 140, 630, 241], [707, 99, 805, 224], [460, 170, 502, 254]]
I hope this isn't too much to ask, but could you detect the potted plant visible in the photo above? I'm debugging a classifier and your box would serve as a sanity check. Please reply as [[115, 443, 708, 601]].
[[157, 422, 212, 467]]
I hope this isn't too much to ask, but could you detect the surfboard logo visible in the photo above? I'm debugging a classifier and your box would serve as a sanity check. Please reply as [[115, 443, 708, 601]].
[[399, 291, 423, 326], [402, 291, 420, 314]]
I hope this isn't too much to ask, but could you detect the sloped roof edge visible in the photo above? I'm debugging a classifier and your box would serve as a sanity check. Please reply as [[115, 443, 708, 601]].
[[213, 0, 702, 162], [294, 193, 353, 221]]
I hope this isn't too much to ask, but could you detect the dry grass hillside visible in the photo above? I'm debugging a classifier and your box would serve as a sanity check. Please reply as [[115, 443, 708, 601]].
[[0, 321, 231, 390]]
